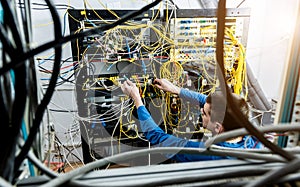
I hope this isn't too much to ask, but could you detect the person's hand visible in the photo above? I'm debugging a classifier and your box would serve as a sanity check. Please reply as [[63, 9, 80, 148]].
[[121, 79, 139, 99], [121, 79, 143, 107], [153, 78, 180, 94]]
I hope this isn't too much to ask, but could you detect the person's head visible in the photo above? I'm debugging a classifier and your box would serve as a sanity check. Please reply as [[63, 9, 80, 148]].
[[201, 91, 249, 136]]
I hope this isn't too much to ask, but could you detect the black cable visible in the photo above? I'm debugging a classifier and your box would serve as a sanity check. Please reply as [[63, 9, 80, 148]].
[[0, 0, 28, 182], [38, 64, 73, 76], [54, 135, 83, 164], [41, 77, 74, 87], [215, 0, 296, 162], [169, 0, 179, 9], [38, 58, 75, 75], [21, 0, 43, 175], [0, 0, 27, 126], [0, 0, 163, 75], [48, 109, 77, 113], [0, 72, 10, 125], [37, 56, 74, 63], [0, 46, 11, 129], [18, 0, 32, 48], [32, 2, 75, 8], [0, 24, 17, 57], [14, 0, 63, 176], [40, 72, 75, 87], [0, 50, 12, 172], [1, 1, 24, 48], [54, 137, 65, 173], [59, 73, 75, 84], [38, 65, 52, 74], [64, 147, 83, 169], [59, 69, 75, 76], [55, 75, 75, 86], [60, 56, 76, 66]]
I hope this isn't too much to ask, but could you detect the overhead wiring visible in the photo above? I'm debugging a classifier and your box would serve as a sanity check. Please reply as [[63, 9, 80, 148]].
[[0, 0, 164, 76]]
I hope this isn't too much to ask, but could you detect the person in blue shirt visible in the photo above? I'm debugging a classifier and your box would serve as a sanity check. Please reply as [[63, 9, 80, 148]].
[[121, 78, 261, 162]]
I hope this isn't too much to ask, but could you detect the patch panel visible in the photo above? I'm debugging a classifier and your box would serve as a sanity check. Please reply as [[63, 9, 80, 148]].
[[171, 17, 243, 38], [170, 17, 244, 64], [173, 47, 216, 62], [292, 96, 300, 123], [286, 80, 300, 147]]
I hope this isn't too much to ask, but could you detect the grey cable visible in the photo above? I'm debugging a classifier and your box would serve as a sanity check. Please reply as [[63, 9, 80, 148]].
[[236, 0, 246, 8], [39, 147, 207, 187], [27, 150, 58, 178], [39, 145, 290, 187], [70, 167, 270, 187], [246, 158, 300, 187], [207, 148, 284, 162], [205, 123, 300, 147], [210, 144, 300, 154], [0, 177, 13, 187]]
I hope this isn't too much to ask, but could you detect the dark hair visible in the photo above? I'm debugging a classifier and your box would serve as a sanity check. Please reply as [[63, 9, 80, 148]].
[[206, 91, 249, 131]]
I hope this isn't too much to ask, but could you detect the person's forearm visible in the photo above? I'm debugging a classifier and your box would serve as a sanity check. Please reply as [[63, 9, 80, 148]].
[[131, 93, 144, 108], [179, 89, 207, 107], [134, 97, 143, 108], [171, 85, 180, 95]]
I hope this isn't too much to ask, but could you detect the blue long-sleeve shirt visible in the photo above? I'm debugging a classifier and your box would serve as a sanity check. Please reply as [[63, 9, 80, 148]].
[[137, 89, 261, 162]]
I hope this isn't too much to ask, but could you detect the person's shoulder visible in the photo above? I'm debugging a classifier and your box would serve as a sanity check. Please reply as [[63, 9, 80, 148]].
[[243, 135, 262, 149]]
